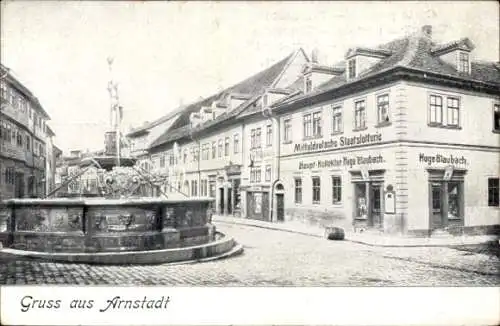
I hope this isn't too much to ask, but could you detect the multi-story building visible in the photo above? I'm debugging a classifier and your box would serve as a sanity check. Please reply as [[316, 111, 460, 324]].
[[0, 64, 52, 199], [135, 25, 500, 236], [146, 49, 309, 214]]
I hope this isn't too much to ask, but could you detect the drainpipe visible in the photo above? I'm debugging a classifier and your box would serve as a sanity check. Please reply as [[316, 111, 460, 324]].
[[266, 112, 280, 223]]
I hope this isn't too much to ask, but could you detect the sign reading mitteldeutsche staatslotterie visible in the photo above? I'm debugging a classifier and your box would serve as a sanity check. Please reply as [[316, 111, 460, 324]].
[[293, 132, 382, 153]]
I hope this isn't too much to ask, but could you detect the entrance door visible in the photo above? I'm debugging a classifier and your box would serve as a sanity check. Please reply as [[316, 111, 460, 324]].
[[227, 188, 232, 215], [430, 182, 444, 230], [276, 194, 284, 222], [219, 188, 225, 215], [15, 173, 25, 198], [370, 183, 383, 229]]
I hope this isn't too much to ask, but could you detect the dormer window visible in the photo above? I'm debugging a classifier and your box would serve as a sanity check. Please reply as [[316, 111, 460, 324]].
[[305, 76, 312, 93], [348, 58, 356, 79], [262, 94, 268, 107], [458, 51, 470, 73]]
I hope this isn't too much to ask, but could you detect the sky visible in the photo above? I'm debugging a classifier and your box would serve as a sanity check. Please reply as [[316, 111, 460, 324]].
[[1, 1, 498, 154]]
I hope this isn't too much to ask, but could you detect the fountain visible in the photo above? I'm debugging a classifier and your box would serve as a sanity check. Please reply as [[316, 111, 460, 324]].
[[0, 58, 242, 264]]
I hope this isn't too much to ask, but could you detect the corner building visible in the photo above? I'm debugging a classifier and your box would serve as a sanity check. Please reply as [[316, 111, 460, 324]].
[[273, 26, 499, 236]]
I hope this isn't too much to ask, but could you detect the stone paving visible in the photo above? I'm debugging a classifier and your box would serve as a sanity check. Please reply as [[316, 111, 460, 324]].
[[0, 223, 499, 286]]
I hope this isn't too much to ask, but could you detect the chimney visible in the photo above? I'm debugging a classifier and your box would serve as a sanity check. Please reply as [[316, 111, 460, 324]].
[[421, 25, 432, 38], [311, 48, 319, 63]]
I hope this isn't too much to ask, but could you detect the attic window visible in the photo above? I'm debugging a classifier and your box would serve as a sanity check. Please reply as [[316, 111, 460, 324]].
[[458, 52, 470, 73], [348, 58, 356, 79], [305, 76, 312, 93], [262, 94, 268, 107]]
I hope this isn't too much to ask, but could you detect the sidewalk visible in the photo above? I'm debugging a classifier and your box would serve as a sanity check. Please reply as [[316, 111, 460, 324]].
[[212, 215, 498, 248]]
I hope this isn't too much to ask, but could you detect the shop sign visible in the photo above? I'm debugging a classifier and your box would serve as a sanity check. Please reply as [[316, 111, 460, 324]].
[[293, 132, 382, 153], [418, 153, 467, 166], [298, 154, 384, 170]]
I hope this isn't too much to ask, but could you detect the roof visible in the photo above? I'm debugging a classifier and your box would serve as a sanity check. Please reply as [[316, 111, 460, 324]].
[[309, 31, 499, 95], [46, 125, 56, 137], [126, 105, 186, 137], [0, 63, 51, 119], [149, 50, 297, 149]]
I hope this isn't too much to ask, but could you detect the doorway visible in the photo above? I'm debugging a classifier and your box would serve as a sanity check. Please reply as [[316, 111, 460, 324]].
[[370, 183, 383, 228], [219, 187, 225, 215], [15, 172, 25, 198], [428, 180, 464, 231], [276, 193, 284, 222]]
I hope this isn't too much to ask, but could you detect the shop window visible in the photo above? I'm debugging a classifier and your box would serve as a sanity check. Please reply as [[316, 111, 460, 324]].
[[331, 176, 342, 204], [283, 118, 292, 142], [265, 165, 271, 181], [377, 94, 390, 125], [354, 100, 366, 130], [312, 176, 321, 204], [294, 177, 302, 204], [233, 134, 239, 154], [331, 105, 342, 134], [447, 182, 461, 220], [354, 183, 368, 218], [488, 178, 499, 207], [266, 124, 272, 146], [493, 104, 500, 132]]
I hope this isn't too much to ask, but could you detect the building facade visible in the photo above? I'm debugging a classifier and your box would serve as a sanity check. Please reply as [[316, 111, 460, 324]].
[[131, 25, 499, 236], [0, 64, 52, 200]]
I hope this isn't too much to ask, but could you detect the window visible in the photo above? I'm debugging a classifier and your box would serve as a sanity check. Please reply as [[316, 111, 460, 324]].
[[218, 139, 223, 158], [312, 176, 321, 203], [348, 58, 356, 79], [332, 105, 342, 133], [160, 155, 166, 168], [305, 76, 312, 93], [250, 167, 261, 183], [312, 111, 322, 137], [262, 94, 268, 107], [331, 176, 342, 204], [224, 137, 230, 156], [493, 104, 500, 132], [354, 100, 366, 130], [169, 153, 175, 165], [283, 118, 291, 142], [447, 97, 460, 127], [488, 178, 499, 207], [191, 180, 198, 197], [458, 52, 469, 73], [303, 113, 312, 138], [251, 128, 262, 149], [429, 95, 443, 125], [0, 81, 6, 99], [233, 134, 239, 154], [265, 165, 271, 181], [200, 180, 208, 196], [183, 149, 188, 163], [212, 141, 217, 158], [16, 132, 23, 147], [26, 135, 30, 151], [266, 124, 272, 146], [294, 178, 302, 204], [202, 143, 209, 160], [377, 94, 390, 124]]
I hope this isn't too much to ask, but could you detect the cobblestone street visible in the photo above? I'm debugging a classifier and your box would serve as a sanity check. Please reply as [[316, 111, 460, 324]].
[[1, 223, 499, 286]]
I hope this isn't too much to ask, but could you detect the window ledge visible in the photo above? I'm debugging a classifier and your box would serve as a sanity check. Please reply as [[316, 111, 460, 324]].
[[282, 140, 293, 144], [353, 127, 368, 132], [331, 131, 343, 136], [375, 121, 392, 128], [492, 129, 500, 134], [303, 135, 323, 141], [428, 123, 462, 130], [312, 201, 321, 205]]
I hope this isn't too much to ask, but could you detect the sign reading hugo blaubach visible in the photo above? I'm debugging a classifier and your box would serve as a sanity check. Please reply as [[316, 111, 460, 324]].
[[293, 132, 383, 153]]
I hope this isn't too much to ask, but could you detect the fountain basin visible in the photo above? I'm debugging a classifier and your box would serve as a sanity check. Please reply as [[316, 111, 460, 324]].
[[0, 197, 220, 255]]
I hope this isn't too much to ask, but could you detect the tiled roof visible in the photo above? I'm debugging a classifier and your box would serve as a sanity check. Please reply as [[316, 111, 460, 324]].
[[127, 105, 186, 137], [313, 33, 499, 94], [149, 51, 296, 149]]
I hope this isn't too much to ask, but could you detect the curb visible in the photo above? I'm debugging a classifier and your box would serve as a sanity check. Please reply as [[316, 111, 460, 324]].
[[213, 219, 497, 248]]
